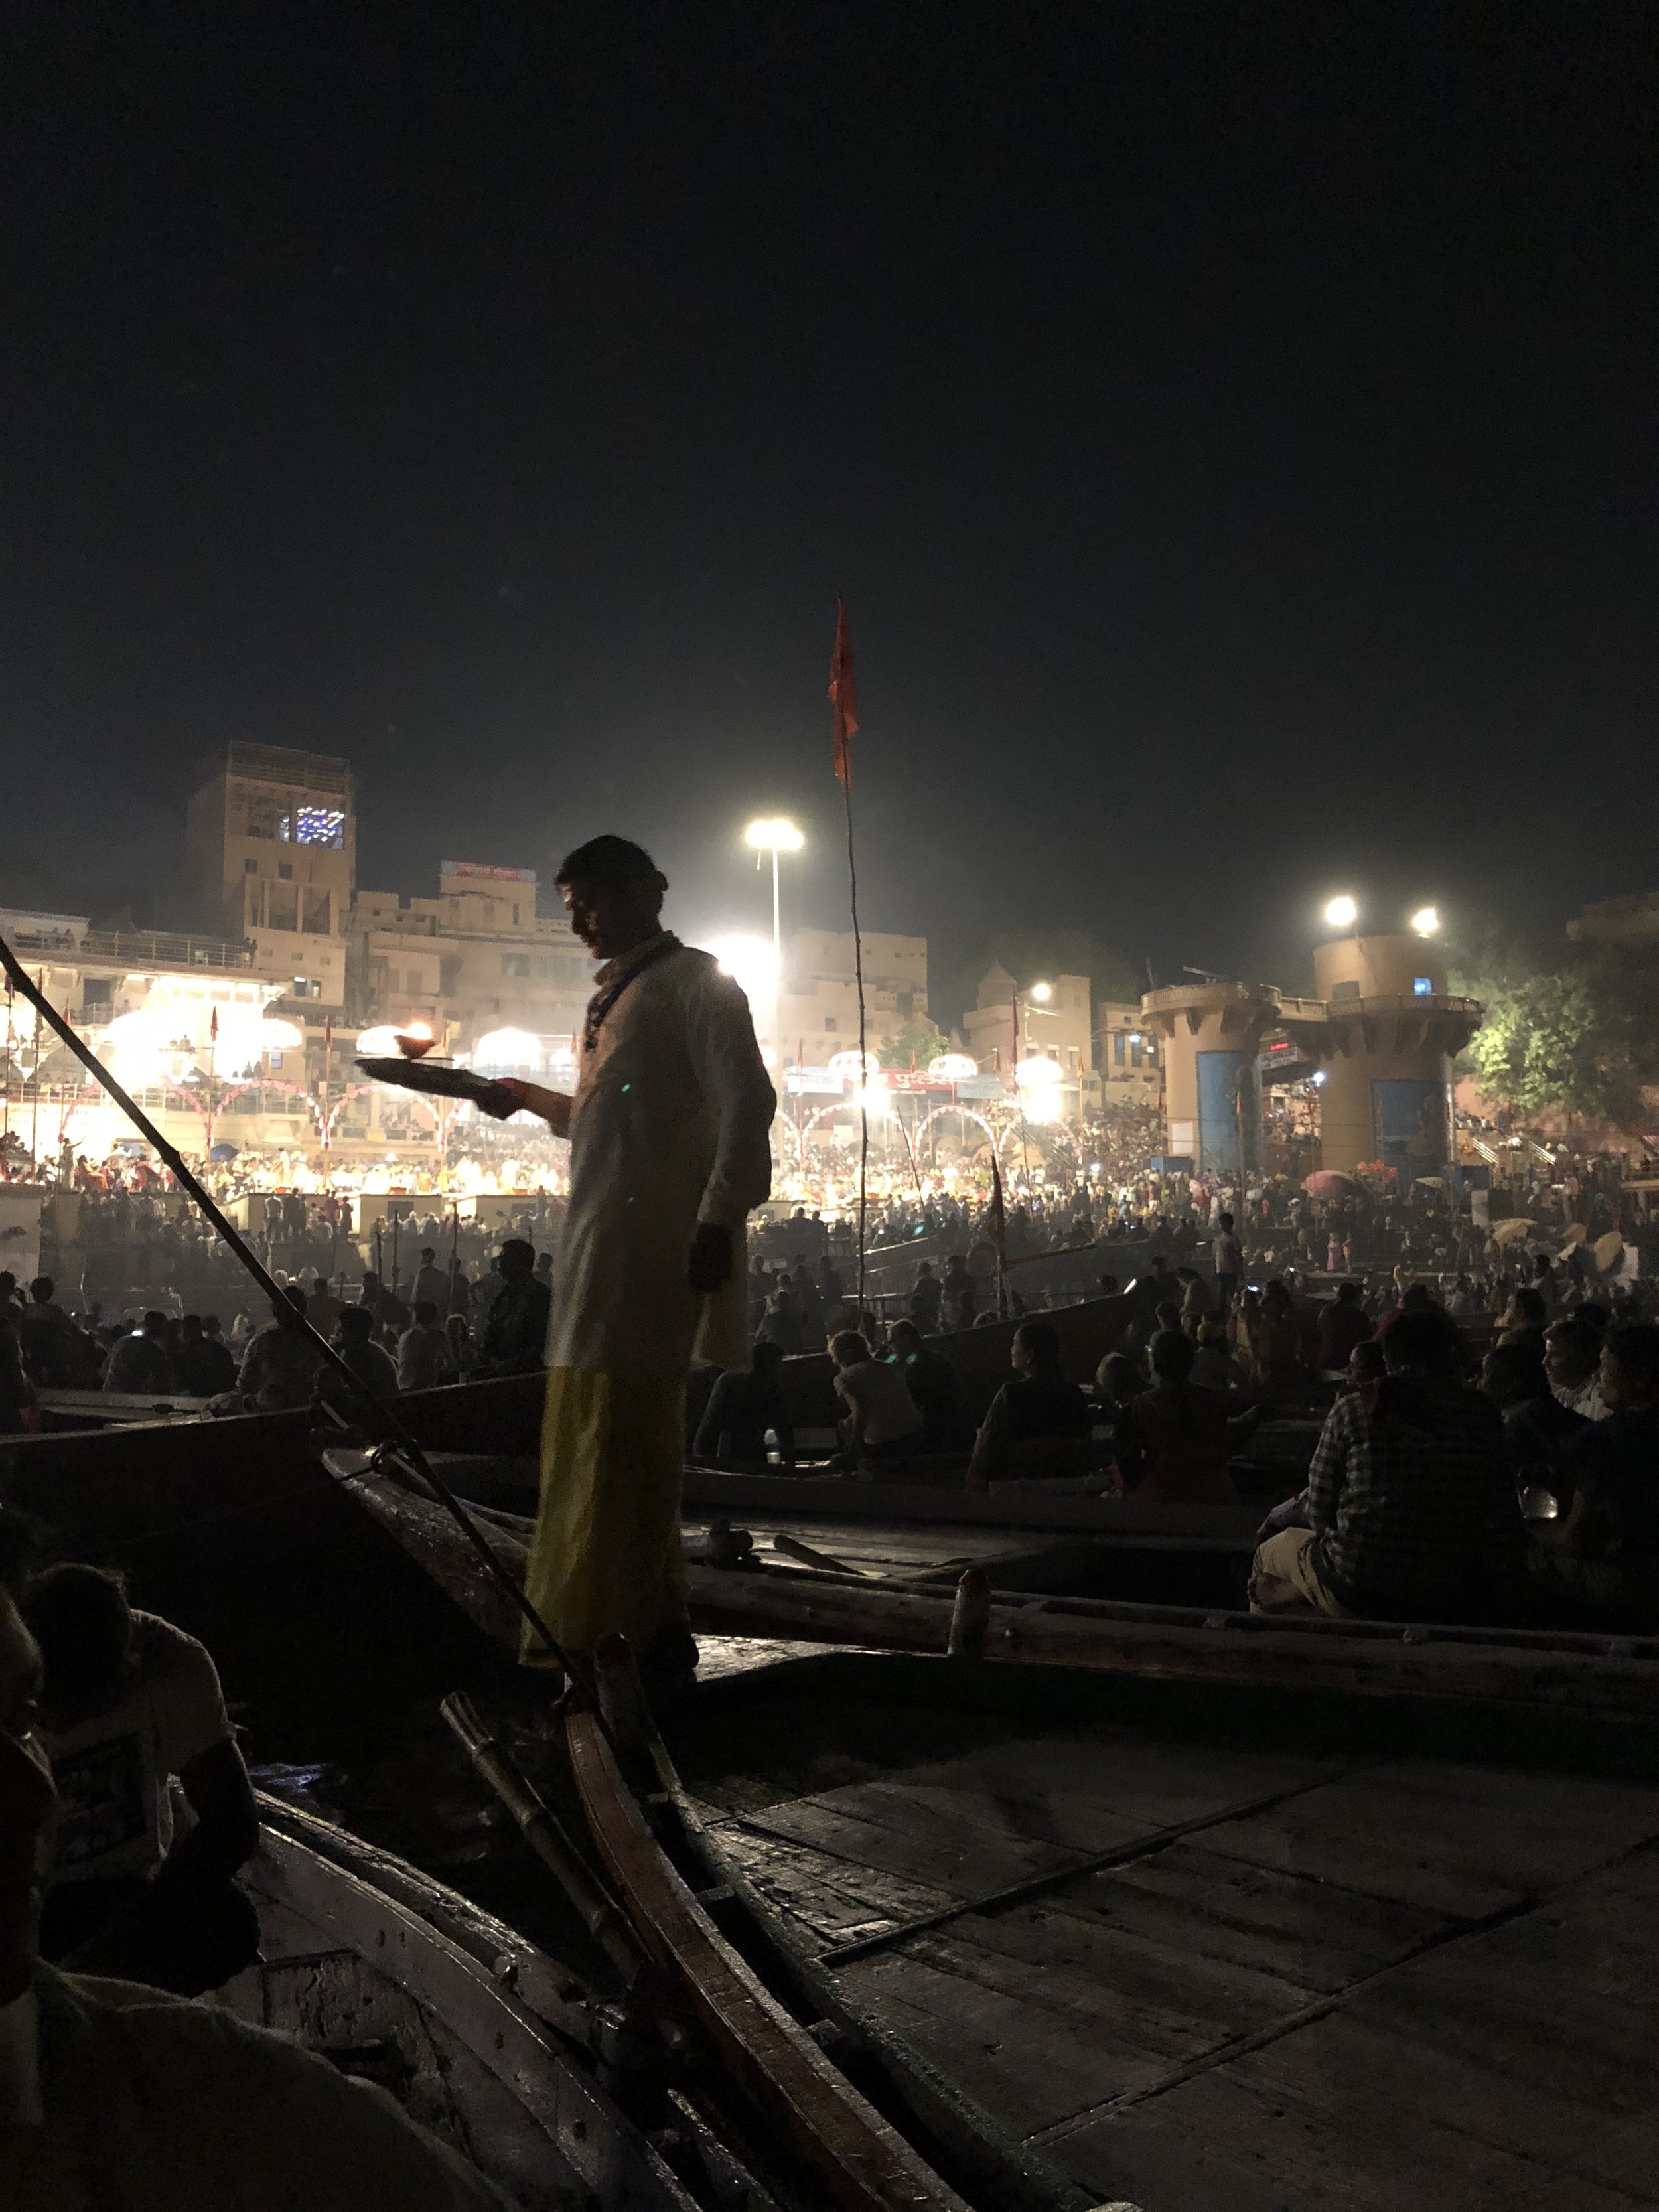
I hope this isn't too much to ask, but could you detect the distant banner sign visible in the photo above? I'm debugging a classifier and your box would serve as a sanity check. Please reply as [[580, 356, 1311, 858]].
[[441, 861, 537, 883], [1372, 1079, 1449, 1184], [1194, 1051, 1259, 1176]]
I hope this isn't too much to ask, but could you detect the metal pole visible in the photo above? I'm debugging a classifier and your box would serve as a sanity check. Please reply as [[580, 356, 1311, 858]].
[[29, 972, 44, 1171], [0, 927, 578, 1686]]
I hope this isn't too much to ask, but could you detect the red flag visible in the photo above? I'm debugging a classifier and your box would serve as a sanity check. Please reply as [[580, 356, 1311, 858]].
[[324, 1015, 333, 1050], [209, 1007, 218, 1043], [828, 597, 858, 787]]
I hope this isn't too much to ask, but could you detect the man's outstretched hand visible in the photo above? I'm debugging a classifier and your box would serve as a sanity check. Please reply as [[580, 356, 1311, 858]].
[[687, 1222, 733, 1295], [483, 1077, 572, 1136]]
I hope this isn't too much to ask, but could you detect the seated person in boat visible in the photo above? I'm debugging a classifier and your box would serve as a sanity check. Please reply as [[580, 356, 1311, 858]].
[[831, 1331, 925, 1466], [966, 1321, 1092, 1489], [1188, 1319, 1246, 1399], [886, 1320, 972, 1451], [693, 1339, 796, 1466], [1249, 1309, 1525, 1623], [326, 1303, 399, 1400], [1480, 1339, 1585, 1503], [1094, 1350, 1143, 1421], [0, 1585, 509, 2208], [1112, 1329, 1236, 1507], [236, 1286, 323, 1413], [21, 1564, 260, 1998], [1317, 1279, 1374, 1374], [471, 1238, 552, 1378], [1531, 1320, 1659, 1627]]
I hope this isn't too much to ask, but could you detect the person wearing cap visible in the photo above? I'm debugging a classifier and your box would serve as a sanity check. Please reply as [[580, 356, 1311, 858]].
[[484, 835, 774, 1690]]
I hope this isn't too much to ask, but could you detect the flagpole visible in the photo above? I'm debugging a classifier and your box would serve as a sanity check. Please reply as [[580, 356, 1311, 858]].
[[828, 597, 869, 1324]]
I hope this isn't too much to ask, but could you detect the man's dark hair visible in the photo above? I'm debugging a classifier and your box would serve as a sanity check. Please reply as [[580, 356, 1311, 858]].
[[24, 1562, 133, 1714], [499, 1238, 534, 1276], [1336, 1279, 1362, 1305], [29, 1277, 52, 1302], [413, 1300, 438, 1325], [751, 1339, 784, 1371], [1482, 1341, 1548, 1401], [280, 1286, 307, 1321], [830, 1330, 869, 1362], [888, 1319, 921, 1347], [1013, 1319, 1062, 1367], [1100, 1352, 1141, 1399], [1604, 1321, 1659, 1393], [180, 1313, 203, 1338], [142, 1309, 168, 1333], [1218, 1213, 1234, 1231], [1149, 1327, 1195, 1383], [1510, 1286, 1547, 1325], [1380, 1308, 1461, 1378], [419, 1246, 435, 1262], [1571, 1300, 1610, 1341], [338, 1305, 374, 1341], [555, 834, 663, 888]]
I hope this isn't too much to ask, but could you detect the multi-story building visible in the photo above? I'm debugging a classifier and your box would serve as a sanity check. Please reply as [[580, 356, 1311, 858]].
[[347, 862, 593, 1070], [774, 928, 929, 1062], [1095, 1001, 1161, 1101], [958, 964, 1100, 1122], [186, 743, 353, 1013]]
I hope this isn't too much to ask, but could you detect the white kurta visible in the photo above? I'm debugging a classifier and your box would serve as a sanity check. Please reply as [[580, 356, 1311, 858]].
[[549, 934, 776, 1379], [525, 934, 775, 1658]]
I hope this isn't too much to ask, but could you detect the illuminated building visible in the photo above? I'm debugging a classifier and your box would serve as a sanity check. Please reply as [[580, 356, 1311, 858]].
[[774, 928, 930, 1061], [186, 743, 353, 1013]]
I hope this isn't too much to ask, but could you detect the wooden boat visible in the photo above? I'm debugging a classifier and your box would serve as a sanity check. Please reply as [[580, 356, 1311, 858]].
[[328, 1453, 1659, 1726], [226, 1789, 712, 2209], [572, 1640, 1659, 2212]]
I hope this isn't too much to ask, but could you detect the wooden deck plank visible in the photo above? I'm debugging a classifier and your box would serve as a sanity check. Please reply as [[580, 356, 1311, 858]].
[[735, 1782, 1112, 1899], [708, 1822, 962, 1952], [1047, 1840, 1457, 1996], [1195, 1759, 1659, 1919]]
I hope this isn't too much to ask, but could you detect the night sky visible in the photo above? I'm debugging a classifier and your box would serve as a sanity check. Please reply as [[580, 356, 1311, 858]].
[[2, 5, 1653, 1010]]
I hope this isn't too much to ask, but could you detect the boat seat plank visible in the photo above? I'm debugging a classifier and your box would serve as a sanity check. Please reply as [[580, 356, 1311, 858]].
[[1195, 1759, 1659, 1921]]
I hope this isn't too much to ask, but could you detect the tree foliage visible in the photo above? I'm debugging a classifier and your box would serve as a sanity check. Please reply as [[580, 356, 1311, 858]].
[[879, 1017, 952, 1071], [1461, 944, 1659, 1130]]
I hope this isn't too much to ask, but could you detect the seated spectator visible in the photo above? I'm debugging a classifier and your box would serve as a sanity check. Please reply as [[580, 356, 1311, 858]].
[[755, 1285, 806, 1355], [103, 1312, 173, 1396], [1112, 1329, 1236, 1507], [330, 1305, 399, 1400], [967, 1321, 1092, 1489], [886, 1320, 972, 1450], [1189, 1319, 1245, 1398], [1242, 1280, 1302, 1384], [693, 1341, 796, 1465], [1175, 1267, 1213, 1331], [1534, 1320, 1659, 1627], [1545, 1317, 1609, 1422], [236, 1287, 323, 1413], [1250, 1309, 1524, 1623], [1481, 1339, 1585, 1496], [1496, 1285, 1548, 1359], [0, 1583, 510, 2203], [1317, 1280, 1374, 1373], [397, 1301, 455, 1392], [0, 1299, 35, 1435], [307, 1274, 345, 1338], [18, 1278, 78, 1388], [831, 1330, 924, 1465], [23, 1564, 259, 1997], [473, 1240, 551, 1378], [170, 1313, 237, 1398], [1094, 1351, 1144, 1417]]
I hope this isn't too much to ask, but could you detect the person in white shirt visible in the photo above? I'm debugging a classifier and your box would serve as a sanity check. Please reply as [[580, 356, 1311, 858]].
[[831, 1331, 925, 1464], [1545, 1317, 1609, 1422], [0, 1584, 507, 2208]]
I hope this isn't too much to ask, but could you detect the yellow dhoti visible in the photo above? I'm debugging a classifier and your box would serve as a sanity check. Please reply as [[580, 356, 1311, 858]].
[[524, 1367, 689, 1658], [517, 934, 776, 1669]]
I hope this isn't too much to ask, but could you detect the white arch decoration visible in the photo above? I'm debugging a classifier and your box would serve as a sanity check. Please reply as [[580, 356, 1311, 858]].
[[915, 1104, 999, 1154], [326, 1082, 442, 1145], [214, 1080, 328, 1148]]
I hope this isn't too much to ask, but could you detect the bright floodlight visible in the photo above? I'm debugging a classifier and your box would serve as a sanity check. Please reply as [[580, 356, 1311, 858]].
[[473, 1026, 543, 1072], [928, 1052, 979, 1084], [704, 934, 778, 1008], [1029, 980, 1052, 1003], [1323, 895, 1358, 930], [744, 816, 805, 853], [1015, 1055, 1064, 1088], [1411, 905, 1441, 937], [356, 1025, 405, 1058]]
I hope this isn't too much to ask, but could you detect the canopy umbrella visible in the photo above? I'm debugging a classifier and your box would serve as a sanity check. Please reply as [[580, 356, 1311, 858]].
[[1557, 1221, 1588, 1246], [1303, 1170, 1360, 1198], [1490, 1217, 1536, 1246], [1593, 1230, 1626, 1272], [209, 1142, 240, 1162]]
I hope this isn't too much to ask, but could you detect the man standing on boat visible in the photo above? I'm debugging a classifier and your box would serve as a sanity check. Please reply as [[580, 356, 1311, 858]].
[[486, 835, 776, 1690]]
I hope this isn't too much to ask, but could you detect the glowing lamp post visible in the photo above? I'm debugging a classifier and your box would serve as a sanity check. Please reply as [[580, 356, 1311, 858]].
[[1323, 895, 1358, 934], [743, 818, 804, 1047], [1411, 906, 1440, 938]]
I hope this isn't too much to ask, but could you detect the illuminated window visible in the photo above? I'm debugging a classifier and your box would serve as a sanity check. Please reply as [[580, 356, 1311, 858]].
[[1113, 1034, 1125, 1066], [1413, 976, 1433, 998], [295, 806, 346, 848], [501, 952, 530, 977]]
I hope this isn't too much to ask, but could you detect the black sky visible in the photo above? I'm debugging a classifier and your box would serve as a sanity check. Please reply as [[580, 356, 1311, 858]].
[[2, 3, 1653, 1009]]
